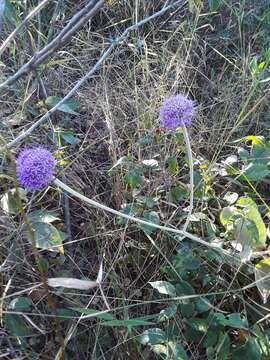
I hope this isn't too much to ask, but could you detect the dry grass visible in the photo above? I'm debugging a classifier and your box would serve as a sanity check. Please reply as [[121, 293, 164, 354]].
[[1, 0, 270, 358]]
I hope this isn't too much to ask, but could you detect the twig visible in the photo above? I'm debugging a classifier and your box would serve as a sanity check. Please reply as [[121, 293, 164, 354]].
[[53, 178, 239, 260], [0, 0, 52, 56], [3, 0, 186, 149], [0, 0, 104, 88]]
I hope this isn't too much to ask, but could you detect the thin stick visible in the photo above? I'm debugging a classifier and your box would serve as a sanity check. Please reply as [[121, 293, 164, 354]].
[[3, 0, 186, 149]]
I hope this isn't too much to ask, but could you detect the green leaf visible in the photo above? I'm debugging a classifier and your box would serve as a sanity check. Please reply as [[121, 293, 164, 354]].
[[217, 333, 231, 360], [158, 304, 178, 322], [137, 328, 167, 345], [28, 210, 60, 224], [101, 318, 153, 327], [167, 156, 179, 176], [173, 247, 201, 274], [117, 203, 138, 225], [232, 338, 261, 360], [175, 281, 195, 296], [125, 168, 142, 188], [184, 318, 208, 343], [220, 206, 237, 226], [150, 341, 187, 359], [9, 297, 32, 311], [61, 130, 77, 145], [208, 0, 220, 11], [149, 281, 176, 296], [4, 314, 34, 337], [140, 211, 160, 235], [31, 222, 64, 253], [256, 257, 270, 273], [223, 313, 248, 329], [72, 308, 115, 320], [169, 185, 188, 203], [237, 197, 266, 247], [242, 162, 270, 181], [45, 96, 80, 115], [195, 298, 211, 313]]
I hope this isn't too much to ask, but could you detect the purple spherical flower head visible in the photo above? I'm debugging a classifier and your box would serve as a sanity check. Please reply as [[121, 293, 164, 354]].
[[160, 94, 196, 131], [16, 147, 56, 190]]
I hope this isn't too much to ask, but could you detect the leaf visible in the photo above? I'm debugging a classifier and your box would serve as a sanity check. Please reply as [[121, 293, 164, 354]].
[[108, 156, 130, 173], [217, 333, 231, 360], [237, 197, 266, 247], [61, 130, 77, 145], [1, 188, 27, 214], [245, 135, 264, 145], [168, 341, 188, 360], [142, 159, 159, 168], [72, 308, 115, 320], [242, 162, 270, 181], [208, 0, 220, 11], [125, 168, 142, 188], [4, 314, 34, 337], [31, 222, 64, 254], [48, 278, 97, 290], [28, 210, 60, 224], [9, 297, 32, 311], [175, 280, 195, 296], [184, 318, 208, 343], [151, 341, 188, 360], [137, 328, 167, 345], [169, 185, 188, 203], [101, 318, 153, 327], [223, 313, 248, 329], [117, 203, 138, 225], [158, 304, 178, 322], [45, 96, 80, 115], [167, 156, 179, 176], [223, 192, 238, 205], [140, 211, 160, 235], [149, 281, 176, 297], [254, 267, 270, 304], [256, 257, 270, 273], [220, 207, 236, 226], [195, 298, 211, 313], [232, 338, 261, 360]]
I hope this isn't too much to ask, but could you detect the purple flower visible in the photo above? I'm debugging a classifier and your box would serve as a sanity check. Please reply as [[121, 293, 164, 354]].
[[16, 147, 56, 190], [160, 94, 196, 131]]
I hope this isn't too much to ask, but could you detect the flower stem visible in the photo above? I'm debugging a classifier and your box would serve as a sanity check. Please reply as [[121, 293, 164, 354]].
[[53, 178, 232, 257], [182, 124, 194, 232]]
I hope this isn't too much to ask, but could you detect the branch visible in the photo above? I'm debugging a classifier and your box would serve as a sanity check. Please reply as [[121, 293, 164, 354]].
[[4, 0, 187, 149]]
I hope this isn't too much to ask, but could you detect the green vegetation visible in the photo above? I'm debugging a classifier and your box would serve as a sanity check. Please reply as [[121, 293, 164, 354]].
[[1, 0, 270, 359]]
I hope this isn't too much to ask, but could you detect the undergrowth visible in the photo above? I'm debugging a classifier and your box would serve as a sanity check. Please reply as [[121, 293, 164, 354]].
[[1, 0, 270, 359]]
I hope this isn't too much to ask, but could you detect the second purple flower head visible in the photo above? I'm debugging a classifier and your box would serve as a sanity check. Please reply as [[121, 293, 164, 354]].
[[160, 94, 196, 131]]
